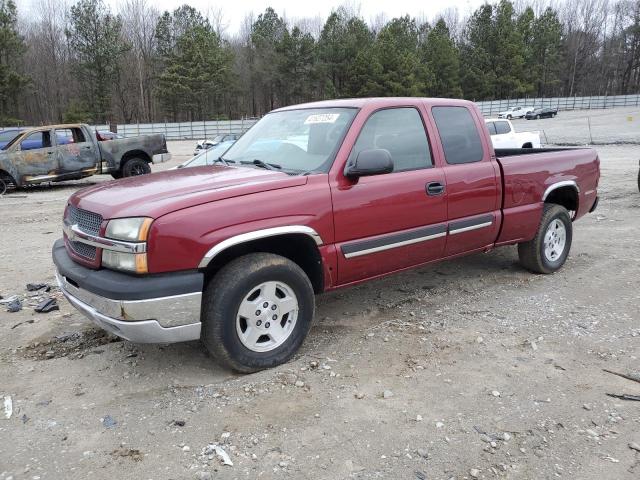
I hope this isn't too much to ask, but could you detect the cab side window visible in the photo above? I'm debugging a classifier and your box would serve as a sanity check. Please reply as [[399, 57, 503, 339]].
[[349, 108, 432, 172], [21, 131, 51, 151], [432, 106, 484, 165]]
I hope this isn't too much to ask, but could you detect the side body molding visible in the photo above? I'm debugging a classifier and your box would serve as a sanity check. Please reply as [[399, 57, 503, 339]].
[[198, 225, 323, 268], [542, 180, 579, 201]]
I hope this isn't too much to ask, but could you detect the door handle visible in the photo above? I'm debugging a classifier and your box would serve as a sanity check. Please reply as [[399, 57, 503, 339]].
[[426, 182, 445, 196], [46, 151, 54, 155]]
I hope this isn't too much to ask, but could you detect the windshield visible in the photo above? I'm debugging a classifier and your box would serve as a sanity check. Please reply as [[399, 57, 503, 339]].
[[182, 141, 235, 167], [0, 130, 22, 147], [222, 108, 357, 174]]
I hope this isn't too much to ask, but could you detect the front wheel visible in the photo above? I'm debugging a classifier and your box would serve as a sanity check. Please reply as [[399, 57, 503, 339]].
[[201, 253, 315, 373], [518, 204, 573, 274]]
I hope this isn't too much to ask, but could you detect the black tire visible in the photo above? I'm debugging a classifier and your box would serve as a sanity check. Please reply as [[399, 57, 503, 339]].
[[110, 171, 123, 179], [122, 158, 151, 177], [518, 204, 572, 274], [507, 115, 512, 120], [535, 115, 540, 120], [201, 253, 315, 373]]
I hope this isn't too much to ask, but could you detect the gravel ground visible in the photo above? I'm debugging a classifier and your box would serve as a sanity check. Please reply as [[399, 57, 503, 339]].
[[1, 111, 639, 480]]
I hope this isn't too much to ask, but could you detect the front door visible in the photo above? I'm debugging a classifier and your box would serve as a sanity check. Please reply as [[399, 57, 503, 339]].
[[13, 129, 57, 182], [331, 106, 448, 285]]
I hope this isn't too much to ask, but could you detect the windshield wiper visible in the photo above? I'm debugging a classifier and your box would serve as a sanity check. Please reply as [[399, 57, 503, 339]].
[[240, 159, 282, 171]]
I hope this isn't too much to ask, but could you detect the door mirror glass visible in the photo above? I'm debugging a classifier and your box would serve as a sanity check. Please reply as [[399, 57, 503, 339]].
[[344, 149, 393, 178]]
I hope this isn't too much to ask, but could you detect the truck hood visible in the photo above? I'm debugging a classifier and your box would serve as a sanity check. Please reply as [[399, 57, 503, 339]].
[[71, 166, 307, 219]]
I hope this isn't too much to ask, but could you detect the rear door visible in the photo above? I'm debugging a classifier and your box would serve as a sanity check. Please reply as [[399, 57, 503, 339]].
[[429, 105, 501, 257], [331, 106, 448, 285], [55, 127, 98, 174]]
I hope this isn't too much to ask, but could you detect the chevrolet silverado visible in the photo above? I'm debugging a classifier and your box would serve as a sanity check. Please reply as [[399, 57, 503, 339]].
[[52, 98, 600, 372]]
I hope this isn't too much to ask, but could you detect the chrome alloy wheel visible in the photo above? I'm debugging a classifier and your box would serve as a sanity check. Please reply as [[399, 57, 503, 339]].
[[236, 281, 299, 352], [543, 219, 566, 262]]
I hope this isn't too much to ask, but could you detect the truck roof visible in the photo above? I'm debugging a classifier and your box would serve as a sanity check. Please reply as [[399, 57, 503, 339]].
[[273, 97, 476, 112]]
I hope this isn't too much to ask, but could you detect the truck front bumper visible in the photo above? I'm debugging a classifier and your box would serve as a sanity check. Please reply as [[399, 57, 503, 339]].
[[52, 239, 202, 343]]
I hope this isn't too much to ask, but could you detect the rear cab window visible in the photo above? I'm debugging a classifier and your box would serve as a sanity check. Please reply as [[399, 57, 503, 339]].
[[431, 106, 484, 165], [348, 108, 432, 172], [494, 121, 511, 135]]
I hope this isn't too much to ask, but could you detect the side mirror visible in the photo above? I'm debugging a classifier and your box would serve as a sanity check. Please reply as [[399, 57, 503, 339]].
[[344, 149, 393, 178]]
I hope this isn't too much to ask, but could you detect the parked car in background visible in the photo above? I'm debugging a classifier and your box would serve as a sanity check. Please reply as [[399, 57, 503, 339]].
[[497, 106, 534, 119], [175, 140, 235, 169], [194, 134, 239, 155], [0, 123, 170, 191], [525, 107, 558, 119], [53, 97, 600, 372], [485, 118, 541, 148], [96, 131, 124, 141]]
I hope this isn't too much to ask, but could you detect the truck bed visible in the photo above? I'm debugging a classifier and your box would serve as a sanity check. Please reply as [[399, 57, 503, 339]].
[[494, 147, 600, 245]]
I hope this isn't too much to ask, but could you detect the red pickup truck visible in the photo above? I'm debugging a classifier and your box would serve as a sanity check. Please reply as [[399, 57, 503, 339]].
[[53, 98, 600, 372]]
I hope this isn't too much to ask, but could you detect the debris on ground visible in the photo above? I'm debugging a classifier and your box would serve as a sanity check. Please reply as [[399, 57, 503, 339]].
[[603, 368, 640, 384], [0, 294, 19, 304], [34, 297, 59, 313], [606, 393, 640, 401], [102, 415, 117, 428], [3, 396, 12, 419], [11, 319, 34, 329], [629, 442, 640, 453], [111, 447, 143, 462], [171, 419, 186, 427], [26, 283, 50, 292], [203, 444, 233, 466], [4, 297, 22, 312]]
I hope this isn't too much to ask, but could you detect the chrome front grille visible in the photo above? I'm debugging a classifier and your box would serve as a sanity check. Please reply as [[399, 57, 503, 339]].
[[66, 204, 103, 260], [67, 204, 102, 236], [70, 240, 97, 260]]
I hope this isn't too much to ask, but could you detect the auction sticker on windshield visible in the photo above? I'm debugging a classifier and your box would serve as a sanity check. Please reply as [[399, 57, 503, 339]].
[[304, 113, 340, 124]]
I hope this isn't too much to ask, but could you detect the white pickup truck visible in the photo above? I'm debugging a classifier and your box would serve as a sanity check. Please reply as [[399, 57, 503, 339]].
[[497, 105, 534, 119], [485, 118, 541, 149]]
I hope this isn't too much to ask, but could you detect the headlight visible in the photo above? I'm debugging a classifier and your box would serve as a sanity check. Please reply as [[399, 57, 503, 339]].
[[102, 250, 148, 274], [105, 217, 152, 242], [103, 217, 152, 273]]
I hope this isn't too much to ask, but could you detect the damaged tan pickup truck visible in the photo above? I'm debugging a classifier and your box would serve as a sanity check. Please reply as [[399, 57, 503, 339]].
[[0, 124, 170, 193]]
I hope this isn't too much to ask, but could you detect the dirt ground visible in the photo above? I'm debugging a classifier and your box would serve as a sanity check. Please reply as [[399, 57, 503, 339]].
[[1, 111, 639, 480]]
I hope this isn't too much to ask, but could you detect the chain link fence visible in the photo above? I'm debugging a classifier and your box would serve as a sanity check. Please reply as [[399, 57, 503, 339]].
[[476, 94, 640, 116], [116, 118, 258, 140]]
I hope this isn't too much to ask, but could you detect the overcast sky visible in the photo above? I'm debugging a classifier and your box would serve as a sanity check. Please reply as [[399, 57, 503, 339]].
[[20, 0, 490, 34]]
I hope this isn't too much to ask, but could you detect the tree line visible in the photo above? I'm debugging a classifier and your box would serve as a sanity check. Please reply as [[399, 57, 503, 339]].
[[0, 0, 639, 125]]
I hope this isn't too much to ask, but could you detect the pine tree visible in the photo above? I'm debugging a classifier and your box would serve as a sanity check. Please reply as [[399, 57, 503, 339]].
[[66, 0, 129, 123], [0, 0, 29, 122], [422, 19, 462, 97]]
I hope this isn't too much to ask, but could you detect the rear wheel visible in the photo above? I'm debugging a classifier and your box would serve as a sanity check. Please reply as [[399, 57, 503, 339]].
[[518, 204, 572, 274], [110, 171, 123, 179], [201, 253, 315, 372], [535, 115, 540, 120], [122, 158, 151, 177]]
